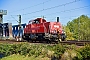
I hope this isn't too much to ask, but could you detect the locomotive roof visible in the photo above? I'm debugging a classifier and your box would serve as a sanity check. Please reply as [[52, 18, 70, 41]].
[[29, 18, 46, 22]]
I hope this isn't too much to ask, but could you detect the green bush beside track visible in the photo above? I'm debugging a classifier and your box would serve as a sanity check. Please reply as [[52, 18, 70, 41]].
[[0, 43, 90, 60]]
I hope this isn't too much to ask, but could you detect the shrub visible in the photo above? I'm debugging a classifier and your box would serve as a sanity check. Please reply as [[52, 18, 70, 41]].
[[78, 44, 90, 60], [2, 43, 90, 60], [52, 44, 66, 59]]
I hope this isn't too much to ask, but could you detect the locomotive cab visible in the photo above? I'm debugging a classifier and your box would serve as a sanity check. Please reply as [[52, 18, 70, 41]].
[[28, 18, 46, 24]]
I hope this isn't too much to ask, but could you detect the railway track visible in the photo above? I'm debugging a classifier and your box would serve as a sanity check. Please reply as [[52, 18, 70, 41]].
[[0, 39, 26, 44], [60, 40, 90, 46], [0, 39, 90, 46]]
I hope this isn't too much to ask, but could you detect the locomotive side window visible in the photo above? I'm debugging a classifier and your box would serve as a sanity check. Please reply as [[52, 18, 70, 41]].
[[29, 21, 32, 24], [32, 21, 35, 24], [28, 21, 34, 24], [28, 18, 41, 24], [36, 20, 39, 24]]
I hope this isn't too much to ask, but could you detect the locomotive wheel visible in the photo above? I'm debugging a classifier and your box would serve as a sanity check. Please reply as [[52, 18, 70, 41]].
[[22, 34, 30, 42], [61, 35, 66, 41], [22, 35, 26, 40], [46, 39, 51, 43], [47, 40, 51, 44]]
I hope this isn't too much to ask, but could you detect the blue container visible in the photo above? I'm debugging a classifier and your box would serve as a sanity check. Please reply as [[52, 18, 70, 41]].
[[12, 24, 26, 38]]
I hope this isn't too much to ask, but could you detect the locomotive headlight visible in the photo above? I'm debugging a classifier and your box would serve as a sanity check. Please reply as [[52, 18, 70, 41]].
[[54, 30, 57, 33], [62, 30, 65, 34]]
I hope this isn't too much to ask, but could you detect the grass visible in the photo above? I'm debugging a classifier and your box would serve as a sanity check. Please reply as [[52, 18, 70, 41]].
[[0, 54, 50, 60]]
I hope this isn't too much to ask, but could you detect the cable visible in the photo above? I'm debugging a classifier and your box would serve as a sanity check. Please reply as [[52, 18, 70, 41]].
[[10, 15, 19, 23], [22, 0, 83, 15], [60, 14, 90, 21], [8, 0, 52, 13], [44, 5, 90, 16], [23, 4, 90, 20]]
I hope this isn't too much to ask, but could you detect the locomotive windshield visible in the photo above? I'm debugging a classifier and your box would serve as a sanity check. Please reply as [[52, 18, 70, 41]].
[[32, 20, 39, 24], [29, 20, 40, 24]]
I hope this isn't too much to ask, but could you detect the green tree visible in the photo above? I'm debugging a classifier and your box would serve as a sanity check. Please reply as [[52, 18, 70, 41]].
[[63, 25, 75, 40], [66, 15, 90, 40]]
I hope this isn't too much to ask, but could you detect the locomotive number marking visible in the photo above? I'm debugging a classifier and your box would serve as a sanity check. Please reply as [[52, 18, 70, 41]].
[[54, 25, 59, 28]]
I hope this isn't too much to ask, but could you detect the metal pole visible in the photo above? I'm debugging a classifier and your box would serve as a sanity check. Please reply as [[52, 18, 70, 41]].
[[18, 15, 21, 37]]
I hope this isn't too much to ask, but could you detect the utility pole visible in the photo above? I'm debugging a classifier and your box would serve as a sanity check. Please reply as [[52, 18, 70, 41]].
[[42, 16, 44, 19], [18, 15, 21, 37]]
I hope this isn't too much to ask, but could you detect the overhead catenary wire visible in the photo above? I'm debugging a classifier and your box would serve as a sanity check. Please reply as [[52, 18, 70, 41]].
[[8, 4, 90, 22], [48, 5, 90, 16], [6, 0, 84, 20], [23, 4, 90, 20], [44, 5, 90, 16], [62, 14, 90, 19], [5, 0, 88, 24], [10, 15, 19, 23], [8, 0, 52, 14], [22, 0, 83, 15]]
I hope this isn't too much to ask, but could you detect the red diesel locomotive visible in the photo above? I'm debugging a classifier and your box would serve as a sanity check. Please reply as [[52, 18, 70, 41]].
[[22, 17, 66, 42]]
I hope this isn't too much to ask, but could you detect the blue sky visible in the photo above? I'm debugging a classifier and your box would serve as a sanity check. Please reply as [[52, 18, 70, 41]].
[[0, 0, 90, 25]]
